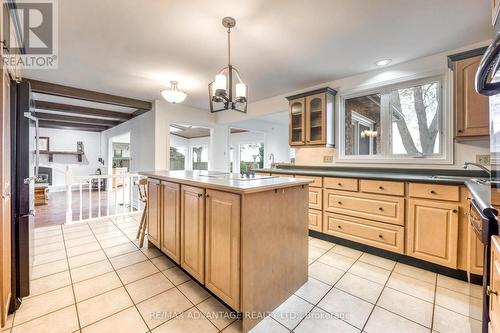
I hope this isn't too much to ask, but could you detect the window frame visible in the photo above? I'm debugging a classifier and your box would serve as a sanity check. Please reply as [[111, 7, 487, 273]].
[[338, 75, 452, 165]]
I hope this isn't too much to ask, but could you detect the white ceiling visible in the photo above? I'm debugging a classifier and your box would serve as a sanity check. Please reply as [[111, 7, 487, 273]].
[[23, 0, 491, 110]]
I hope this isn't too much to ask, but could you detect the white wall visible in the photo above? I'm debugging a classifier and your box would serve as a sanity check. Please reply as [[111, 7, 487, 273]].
[[154, 100, 217, 170], [39, 128, 103, 190], [215, 41, 491, 169], [101, 110, 156, 174]]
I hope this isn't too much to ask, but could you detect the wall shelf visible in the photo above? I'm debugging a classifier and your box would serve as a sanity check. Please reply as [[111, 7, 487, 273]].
[[41, 151, 84, 162]]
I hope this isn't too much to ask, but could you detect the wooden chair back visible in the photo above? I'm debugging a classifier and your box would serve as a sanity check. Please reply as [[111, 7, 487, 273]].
[[135, 178, 148, 203]]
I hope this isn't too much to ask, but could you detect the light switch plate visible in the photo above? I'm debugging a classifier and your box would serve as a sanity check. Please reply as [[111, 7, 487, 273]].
[[323, 155, 333, 163], [476, 154, 490, 166]]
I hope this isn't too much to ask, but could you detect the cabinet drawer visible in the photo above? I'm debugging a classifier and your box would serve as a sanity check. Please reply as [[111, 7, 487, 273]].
[[409, 183, 459, 202], [360, 179, 405, 196], [324, 212, 404, 254], [295, 175, 322, 188], [324, 177, 358, 192], [324, 190, 404, 226], [308, 187, 322, 210], [308, 209, 322, 232]]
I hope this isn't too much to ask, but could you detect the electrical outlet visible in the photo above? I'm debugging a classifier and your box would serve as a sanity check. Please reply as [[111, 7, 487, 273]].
[[476, 154, 490, 166], [323, 155, 333, 163]]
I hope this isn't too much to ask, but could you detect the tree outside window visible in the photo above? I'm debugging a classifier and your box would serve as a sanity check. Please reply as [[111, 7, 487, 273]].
[[343, 80, 441, 159], [239, 143, 264, 173]]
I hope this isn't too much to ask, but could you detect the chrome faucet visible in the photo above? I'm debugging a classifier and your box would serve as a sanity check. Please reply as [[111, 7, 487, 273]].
[[463, 162, 491, 177], [269, 153, 275, 168]]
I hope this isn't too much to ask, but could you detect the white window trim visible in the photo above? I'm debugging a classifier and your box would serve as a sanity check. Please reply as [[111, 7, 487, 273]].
[[337, 75, 453, 165]]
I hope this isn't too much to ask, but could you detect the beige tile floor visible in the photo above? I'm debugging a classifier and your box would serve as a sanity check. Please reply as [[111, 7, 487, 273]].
[[2, 214, 483, 333]]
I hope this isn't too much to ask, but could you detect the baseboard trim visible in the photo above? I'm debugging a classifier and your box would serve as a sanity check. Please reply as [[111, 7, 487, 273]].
[[309, 230, 482, 285]]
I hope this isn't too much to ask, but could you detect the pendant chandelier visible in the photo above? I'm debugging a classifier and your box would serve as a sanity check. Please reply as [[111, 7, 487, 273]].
[[208, 17, 247, 113]]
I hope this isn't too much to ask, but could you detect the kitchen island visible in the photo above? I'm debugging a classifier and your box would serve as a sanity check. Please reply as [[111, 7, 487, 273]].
[[139, 170, 312, 332]]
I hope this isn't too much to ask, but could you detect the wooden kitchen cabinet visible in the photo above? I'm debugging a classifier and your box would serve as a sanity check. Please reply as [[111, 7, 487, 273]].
[[494, 0, 500, 25], [180, 185, 205, 282], [287, 88, 336, 147], [308, 208, 322, 232], [289, 98, 305, 145], [467, 222, 484, 276], [147, 178, 161, 248], [305, 93, 326, 145], [205, 189, 241, 310], [161, 181, 181, 264], [407, 199, 459, 268], [490, 236, 500, 333], [453, 55, 489, 138], [323, 212, 404, 254]]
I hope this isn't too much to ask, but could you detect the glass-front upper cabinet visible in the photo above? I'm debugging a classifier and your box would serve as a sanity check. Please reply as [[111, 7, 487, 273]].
[[289, 98, 305, 145], [306, 93, 326, 145], [287, 88, 336, 147]]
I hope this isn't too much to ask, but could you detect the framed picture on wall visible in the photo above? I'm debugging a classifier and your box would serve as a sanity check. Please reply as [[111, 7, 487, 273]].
[[38, 137, 50, 153]]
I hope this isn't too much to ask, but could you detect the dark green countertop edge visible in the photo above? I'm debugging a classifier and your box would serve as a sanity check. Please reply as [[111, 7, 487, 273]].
[[254, 166, 488, 185]]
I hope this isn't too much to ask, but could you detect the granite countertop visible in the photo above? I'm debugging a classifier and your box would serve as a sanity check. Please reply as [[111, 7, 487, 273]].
[[255, 166, 489, 185], [139, 170, 312, 194], [256, 166, 496, 215]]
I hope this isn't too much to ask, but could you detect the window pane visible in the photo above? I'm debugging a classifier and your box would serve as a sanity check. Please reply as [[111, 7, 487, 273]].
[[170, 146, 186, 170], [344, 94, 381, 156], [239, 143, 264, 173], [192, 146, 208, 170], [389, 82, 440, 155]]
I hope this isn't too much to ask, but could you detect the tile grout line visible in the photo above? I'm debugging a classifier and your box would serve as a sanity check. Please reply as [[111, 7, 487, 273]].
[[85, 217, 153, 331], [430, 273, 438, 332], [288, 245, 362, 332], [60, 223, 84, 332], [359, 255, 397, 333], [108, 216, 221, 333]]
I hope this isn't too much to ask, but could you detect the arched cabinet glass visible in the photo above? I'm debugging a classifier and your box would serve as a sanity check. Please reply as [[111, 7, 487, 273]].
[[289, 99, 305, 145]]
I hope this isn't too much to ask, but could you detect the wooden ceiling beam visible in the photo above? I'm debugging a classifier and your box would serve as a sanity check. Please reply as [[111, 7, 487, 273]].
[[33, 112, 119, 126], [34, 100, 133, 120], [27, 79, 152, 110], [38, 120, 109, 132]]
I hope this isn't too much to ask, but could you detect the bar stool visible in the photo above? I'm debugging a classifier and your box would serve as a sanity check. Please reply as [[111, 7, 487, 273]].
[[135, 178, 148, 248]]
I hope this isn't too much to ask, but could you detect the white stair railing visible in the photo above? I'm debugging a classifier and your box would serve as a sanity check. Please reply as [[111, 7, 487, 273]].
[[65, 166, 145, 224]]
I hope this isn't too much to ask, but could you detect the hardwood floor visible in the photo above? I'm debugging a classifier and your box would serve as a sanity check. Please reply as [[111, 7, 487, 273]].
[[35, 188, 135, 228]]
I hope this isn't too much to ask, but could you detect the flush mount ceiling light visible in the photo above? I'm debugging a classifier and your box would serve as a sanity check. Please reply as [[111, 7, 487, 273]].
[[375, 59, 392, 66], [161, 81, 187, 104], [208, 17, 247, 113]]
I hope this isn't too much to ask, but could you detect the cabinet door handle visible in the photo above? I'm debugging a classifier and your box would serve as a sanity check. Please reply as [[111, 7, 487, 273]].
[[458, 129, 463, 133], [198, 193, 203, 198], [379, 207, 384, 211], [337, 201, 342, 205], [488, 286, 498, 296], [430, 190, 437, 194], [337, 225, 342, 229], [379, 186, 384, 190], [452, 209, 458, 213], [378, 234, 383, 239], [337, 183, 342, 186]]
